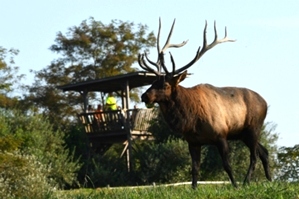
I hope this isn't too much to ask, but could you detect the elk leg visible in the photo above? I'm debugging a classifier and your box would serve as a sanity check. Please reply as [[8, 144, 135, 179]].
[[188, 144, 201, 189], [257, 142, 272, 181], [243, 134, 258, 184], [216, 139, 237, 187]]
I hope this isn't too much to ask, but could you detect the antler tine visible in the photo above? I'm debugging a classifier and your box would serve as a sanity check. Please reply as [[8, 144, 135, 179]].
[[144, 52, 160, 72], [207, 21, 236, 50], [157, 18, 162, 60], [174, 21, 235, 75], [158, 52, 169, 74], [160, 19, 188, 53], [138, 54, 149, 71], [159, 19, 188, 75], [169, 52, 176, 77], [138, 54, 160, 76], [160, 19, 175, 53]]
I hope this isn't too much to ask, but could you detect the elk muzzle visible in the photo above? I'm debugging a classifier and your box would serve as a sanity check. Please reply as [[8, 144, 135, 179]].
[[141, 92, 155, 108], [141, 92, 149, 103]]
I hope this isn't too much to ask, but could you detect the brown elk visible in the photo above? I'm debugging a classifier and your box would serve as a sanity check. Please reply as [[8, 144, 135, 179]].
[[138, 19, 271, 188]]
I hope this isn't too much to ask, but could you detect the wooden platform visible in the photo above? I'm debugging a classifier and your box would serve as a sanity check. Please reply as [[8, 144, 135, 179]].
[[78, 108, 157, 146]]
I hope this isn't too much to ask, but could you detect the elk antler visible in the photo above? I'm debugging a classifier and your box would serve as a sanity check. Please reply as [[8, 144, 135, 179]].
[[138, 19, 235, 77], [138, 54, 160, 76], [174, 21, 235, 75], [158, 18, 188, 74], [138, 18, 188, 75]]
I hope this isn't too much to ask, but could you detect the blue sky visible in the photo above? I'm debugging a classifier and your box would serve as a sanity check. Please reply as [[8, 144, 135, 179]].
[[1, 1, 298, 147]]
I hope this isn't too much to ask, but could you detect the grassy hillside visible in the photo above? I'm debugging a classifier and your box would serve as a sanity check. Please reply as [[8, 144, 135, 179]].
[[55, 182, 299, 199]]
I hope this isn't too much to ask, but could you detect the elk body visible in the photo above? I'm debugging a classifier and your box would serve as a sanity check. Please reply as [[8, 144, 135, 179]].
[[138, 19, 271, 188]]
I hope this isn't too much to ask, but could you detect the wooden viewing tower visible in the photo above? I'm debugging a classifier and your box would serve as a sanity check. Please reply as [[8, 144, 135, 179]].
[[58, 71, 158, 171]]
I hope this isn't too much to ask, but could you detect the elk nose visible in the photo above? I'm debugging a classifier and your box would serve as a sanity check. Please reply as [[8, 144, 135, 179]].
[[141, 93, 148, 103]]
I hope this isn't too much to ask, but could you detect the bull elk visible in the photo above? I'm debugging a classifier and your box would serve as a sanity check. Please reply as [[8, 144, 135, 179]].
[[138, 19, 271, 188]]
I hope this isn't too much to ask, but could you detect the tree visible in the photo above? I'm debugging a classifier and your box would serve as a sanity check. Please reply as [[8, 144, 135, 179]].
[[0, 46, 24, 109], [50, 17, 155, 81], [277, 144, 299, 181], [24, 17, 156, 128], [0, 109, 81, 191]]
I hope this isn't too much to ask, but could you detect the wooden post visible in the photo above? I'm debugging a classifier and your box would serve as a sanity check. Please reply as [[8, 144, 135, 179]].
[[80, 90, 89, 113], [124, 80, 132, 172], [121, 90, 126, 110]]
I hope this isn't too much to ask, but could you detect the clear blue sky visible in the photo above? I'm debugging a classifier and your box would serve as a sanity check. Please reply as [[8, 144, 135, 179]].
[[1, 1, 298, 147]]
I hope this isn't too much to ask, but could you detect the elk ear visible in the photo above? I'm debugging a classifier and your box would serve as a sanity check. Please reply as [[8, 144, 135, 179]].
[[172, 71, 187, 86]]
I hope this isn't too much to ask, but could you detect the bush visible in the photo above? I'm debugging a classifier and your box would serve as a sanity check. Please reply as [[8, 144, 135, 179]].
[[277, 144, 299, 182], [79, 139, 191, 187], [132, 139, 191, 184], [0, 150, 54, 198], [0, 109, 81, 194]]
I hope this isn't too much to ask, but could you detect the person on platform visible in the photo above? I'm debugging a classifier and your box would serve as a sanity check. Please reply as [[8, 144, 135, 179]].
[[105, 92, 117, 111]]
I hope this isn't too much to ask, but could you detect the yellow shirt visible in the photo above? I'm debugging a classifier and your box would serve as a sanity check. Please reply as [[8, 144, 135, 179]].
[[106, 96, 117, 110]]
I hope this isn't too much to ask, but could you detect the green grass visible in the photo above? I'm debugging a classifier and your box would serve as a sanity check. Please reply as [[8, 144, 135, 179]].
[[55, 182, 299, 199]]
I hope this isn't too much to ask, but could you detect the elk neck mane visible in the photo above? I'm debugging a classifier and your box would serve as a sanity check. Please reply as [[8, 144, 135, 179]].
[[159, 84, 207, 133]]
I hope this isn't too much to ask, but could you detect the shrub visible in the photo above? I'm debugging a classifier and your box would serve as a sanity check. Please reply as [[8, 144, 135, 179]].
[[0, 109, 81, 191], [79, 143, 130, 188], [80, 139, 191, 187], [133, 139, 191, 184], [0, 150, 54, 198]]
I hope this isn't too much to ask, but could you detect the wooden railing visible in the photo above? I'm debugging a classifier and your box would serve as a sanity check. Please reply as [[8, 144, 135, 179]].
[[77, 108, 158, 134], [78, 110, 124, 133]]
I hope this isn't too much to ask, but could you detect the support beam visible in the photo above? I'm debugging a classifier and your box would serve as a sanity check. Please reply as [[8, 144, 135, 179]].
[[80, 90, 89, 113], [124, 80, 132, 172]]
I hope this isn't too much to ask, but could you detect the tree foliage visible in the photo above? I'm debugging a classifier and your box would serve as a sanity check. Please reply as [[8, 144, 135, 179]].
[[0, 109, 81, 192], [0, 46, 24, 108], [23, 17, 156, 129], [49, 17, 155, 80], [78, 140, 190, 187], [0, 150, 54, 198], [132, 140, 190, 184], [277, 145, 299, 181]]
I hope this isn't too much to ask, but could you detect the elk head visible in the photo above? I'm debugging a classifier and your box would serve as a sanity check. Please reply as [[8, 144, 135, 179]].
[[138, 18, 235, 107]]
